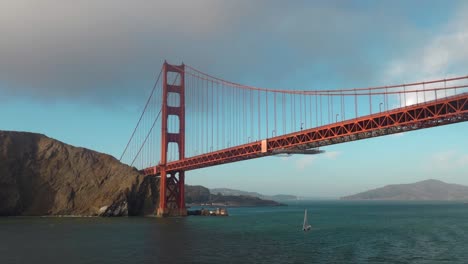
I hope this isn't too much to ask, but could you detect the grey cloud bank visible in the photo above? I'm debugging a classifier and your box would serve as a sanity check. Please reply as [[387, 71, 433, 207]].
[[0, 0, 463, 105]]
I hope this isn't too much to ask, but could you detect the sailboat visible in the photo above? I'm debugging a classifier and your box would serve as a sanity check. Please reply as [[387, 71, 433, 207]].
[[303, 209, 312, 231]]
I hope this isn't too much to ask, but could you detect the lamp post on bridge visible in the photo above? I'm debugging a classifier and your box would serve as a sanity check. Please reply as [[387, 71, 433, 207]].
[[379, 102, 383, 113], [335, 114, 339, 123], [271, 130, 276, 138]]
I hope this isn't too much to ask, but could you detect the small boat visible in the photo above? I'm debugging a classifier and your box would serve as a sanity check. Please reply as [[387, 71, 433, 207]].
[[303, 209, 312, 232]]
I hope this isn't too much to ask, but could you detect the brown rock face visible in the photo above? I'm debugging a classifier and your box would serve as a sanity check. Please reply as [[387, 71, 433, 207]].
[[0, 131, 159, 216]]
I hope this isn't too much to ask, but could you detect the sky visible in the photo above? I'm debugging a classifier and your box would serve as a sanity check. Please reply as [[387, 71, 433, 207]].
[[1, 0, 467, 197]]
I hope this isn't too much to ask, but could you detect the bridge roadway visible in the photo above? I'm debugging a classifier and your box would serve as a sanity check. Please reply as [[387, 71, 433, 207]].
[[142, 92, 468, 176]]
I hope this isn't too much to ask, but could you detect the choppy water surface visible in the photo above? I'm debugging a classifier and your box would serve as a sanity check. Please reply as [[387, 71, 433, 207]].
[[1, 201, 467, 264]]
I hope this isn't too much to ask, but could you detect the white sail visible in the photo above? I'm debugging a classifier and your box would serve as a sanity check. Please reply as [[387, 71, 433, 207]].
[[303, 209, 307, 227], [303, 209, 311, 231]]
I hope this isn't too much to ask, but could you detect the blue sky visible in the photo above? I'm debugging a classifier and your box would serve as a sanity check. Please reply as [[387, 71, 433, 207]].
[[1, 0, 467, 197]]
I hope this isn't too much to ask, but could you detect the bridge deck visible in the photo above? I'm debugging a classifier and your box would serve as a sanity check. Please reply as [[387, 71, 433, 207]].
[[142, 93, 468, 176]]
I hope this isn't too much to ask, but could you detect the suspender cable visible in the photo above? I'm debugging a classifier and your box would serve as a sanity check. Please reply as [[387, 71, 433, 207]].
[[120, 68, 162, 161], [266, 90, 269, 138], [211, 80, 214, 151]]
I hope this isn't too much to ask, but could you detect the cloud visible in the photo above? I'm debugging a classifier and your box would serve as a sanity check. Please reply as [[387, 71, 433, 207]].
[[383, 3, 468, 106], [428, 150, 468, 170], [386, 5, 468, 81], [0, 0, 236, 104], [294, 151, 341, 170], [457, 155, 468, 167], [295, 156, 317, 170], [0, 0, 429, 105], [324, 151, 341, 160]]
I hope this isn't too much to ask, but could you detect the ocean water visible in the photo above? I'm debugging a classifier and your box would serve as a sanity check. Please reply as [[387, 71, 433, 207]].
[[1, 201, 467, 264]]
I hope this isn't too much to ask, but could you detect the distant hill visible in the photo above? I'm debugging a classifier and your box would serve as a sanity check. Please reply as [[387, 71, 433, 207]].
[[210, 188, 297, 201], [208, 194, 284, 207], [186, 186, 284, 206], [341, 179, 468, 201], [185, 185, 211, 204]]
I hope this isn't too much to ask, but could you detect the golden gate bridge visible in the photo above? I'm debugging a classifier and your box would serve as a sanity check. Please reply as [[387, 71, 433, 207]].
[[120, 62, 468, 217]]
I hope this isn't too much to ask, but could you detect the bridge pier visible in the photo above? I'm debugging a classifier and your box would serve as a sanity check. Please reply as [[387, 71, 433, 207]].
[[157, 62, 187, 217], [157, 170, 187, 217]]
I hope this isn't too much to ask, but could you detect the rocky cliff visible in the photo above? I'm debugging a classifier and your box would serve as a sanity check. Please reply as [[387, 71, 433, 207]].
[[0, 131, 158, 216]]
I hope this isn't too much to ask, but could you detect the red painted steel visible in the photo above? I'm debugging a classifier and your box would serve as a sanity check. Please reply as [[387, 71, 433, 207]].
[[143, 92, 468, 176], [185, 65, 468, 94], [122, 63, 468, 218], [157, 62, 187, 217]]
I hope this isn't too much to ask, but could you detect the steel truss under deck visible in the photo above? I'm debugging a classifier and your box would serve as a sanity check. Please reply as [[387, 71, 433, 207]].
[[143, 92, 468, 176]]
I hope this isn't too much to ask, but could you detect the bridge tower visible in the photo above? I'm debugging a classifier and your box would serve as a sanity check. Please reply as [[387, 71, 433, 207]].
[[157, 62, 187, 217]]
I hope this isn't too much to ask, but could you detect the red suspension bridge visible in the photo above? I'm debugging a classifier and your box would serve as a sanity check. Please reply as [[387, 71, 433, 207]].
[[120, 62, 468, 217]]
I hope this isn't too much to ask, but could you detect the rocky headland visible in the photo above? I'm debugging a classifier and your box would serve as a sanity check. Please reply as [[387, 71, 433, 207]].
[[0, 131, 283, 216], [0, 131, 158, 216]]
